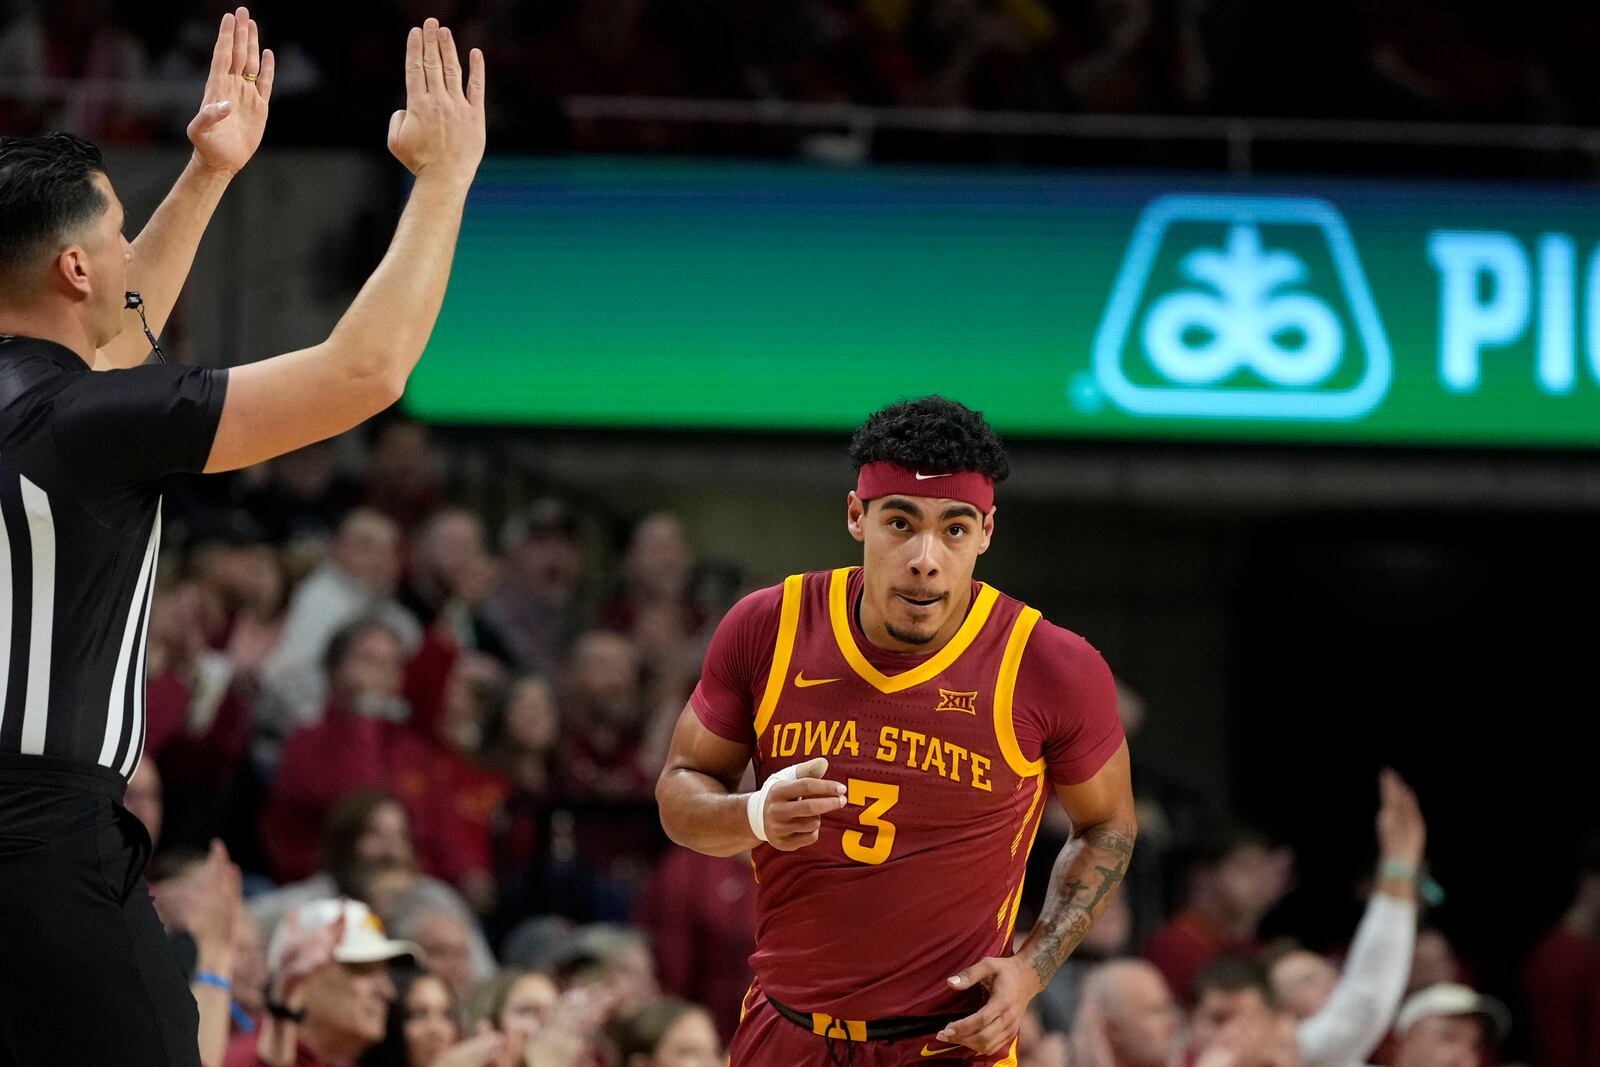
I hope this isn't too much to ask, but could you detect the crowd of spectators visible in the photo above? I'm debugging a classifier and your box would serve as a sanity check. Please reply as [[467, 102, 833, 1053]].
[[78, 408, 1598, 1066], [0, 0, 1595, 155]]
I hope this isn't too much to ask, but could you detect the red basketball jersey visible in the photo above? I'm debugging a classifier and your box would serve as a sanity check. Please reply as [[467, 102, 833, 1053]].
[[692, 567, 1123, 1021]]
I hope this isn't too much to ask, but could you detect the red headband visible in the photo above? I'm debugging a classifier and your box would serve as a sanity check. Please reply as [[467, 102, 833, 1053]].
[[856, 462, 995, 513]]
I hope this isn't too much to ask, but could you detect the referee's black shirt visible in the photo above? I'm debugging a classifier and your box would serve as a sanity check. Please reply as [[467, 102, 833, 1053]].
[[0, 335, 227, 781]]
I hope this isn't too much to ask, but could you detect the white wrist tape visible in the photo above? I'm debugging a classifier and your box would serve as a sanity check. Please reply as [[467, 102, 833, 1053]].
[[745, 757, 829, 844], [747, 781, 776, 843]]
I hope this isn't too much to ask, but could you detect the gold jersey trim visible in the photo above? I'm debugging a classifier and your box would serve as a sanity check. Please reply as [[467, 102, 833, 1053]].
[[754, 574, 805, 739], [993, 607, 1046, 779], [826, 567, 1000, 694]]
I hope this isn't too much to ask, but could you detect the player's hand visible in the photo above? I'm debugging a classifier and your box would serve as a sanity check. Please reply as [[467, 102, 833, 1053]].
[[936, 956, 1042, 1056], [761, 756, 847, 851], [188, 8, 273, 176], [388, 17, 486, 184], [1376, 767, 1426, 866]]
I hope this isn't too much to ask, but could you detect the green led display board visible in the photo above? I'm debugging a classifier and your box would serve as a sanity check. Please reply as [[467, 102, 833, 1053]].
[[407, 158, 1600, 447]]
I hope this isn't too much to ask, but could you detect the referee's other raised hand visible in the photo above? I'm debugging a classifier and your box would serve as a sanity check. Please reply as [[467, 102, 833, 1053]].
[[388, 17, 485, 185]]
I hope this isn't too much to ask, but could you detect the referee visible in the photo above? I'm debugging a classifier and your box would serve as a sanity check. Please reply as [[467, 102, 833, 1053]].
[[0, 12, 485, 1066]]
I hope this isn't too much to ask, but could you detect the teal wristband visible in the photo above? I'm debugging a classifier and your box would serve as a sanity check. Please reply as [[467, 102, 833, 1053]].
[[1380, 859, 1419, 882]]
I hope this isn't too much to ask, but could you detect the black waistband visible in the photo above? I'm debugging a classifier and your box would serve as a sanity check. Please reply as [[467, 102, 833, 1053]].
[[764, 992, 960, 1043], [0, 754, 127, 801]]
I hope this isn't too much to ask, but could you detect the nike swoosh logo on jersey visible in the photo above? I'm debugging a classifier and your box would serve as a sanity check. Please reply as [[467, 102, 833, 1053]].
[[920, 1044, 963, 1057], [914, 471, 952, 480], [793, 672, 840, 688]]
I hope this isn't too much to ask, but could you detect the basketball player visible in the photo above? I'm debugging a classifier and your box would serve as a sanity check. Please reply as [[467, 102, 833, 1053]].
[[657, 396, 1138, 1065]]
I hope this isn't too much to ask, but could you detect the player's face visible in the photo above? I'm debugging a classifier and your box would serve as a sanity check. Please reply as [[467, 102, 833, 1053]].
[[847, 491, 994, 652]]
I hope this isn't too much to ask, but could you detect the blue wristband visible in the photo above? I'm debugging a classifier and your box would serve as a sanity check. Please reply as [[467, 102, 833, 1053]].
[[194, 971, 232, 993], [193, 972, 256, 1033]]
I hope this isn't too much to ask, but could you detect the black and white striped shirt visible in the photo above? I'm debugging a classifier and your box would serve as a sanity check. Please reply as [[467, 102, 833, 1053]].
[[0, 335, 227, 780]]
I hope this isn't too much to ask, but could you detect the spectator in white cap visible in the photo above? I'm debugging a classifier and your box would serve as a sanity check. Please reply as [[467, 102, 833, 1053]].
[[1391, 983, 1510, 1067], [225, 898, 419, 1067]]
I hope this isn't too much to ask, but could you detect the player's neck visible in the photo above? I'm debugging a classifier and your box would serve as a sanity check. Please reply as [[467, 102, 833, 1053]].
[[855, 581, 973, 655]]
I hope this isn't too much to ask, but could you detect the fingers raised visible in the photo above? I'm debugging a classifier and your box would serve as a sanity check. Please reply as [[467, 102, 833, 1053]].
[[258, 48, 276, 100], [440, 26, 463, 98], [209, 13, 235, 82], [422, 17, 444, 94], [404, 26, 425, 100], [467, 47, 485, 108], [246, 14, 260, 76], [231, 6, 250, 75]]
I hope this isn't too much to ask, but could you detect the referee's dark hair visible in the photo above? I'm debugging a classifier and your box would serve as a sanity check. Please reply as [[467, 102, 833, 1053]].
[[0, 133, 108, 283], [848, 395, 1009, 508]]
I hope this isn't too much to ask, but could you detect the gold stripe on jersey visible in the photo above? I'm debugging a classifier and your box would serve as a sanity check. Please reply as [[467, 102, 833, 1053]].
[[993, 773, 1047, 933], [997, 1038, 1020, 1067], [993, 607, 1046, 779], [826, 567, 1000, 694], [1004, 794, 1048, 941], [754, 574, 805, 740], [1011, 775, 1045, 858]]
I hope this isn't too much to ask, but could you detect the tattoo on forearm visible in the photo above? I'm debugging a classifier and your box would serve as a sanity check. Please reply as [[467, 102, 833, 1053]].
[[1028, 822, 1136, 988]]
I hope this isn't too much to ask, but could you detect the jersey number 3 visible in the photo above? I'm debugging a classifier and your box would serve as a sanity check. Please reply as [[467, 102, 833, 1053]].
[[841, 778, 900, 865]]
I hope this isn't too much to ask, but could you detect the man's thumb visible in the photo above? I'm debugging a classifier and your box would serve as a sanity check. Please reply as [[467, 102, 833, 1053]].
[[791, 756, 829, 780], [189, 99, 232, 134]]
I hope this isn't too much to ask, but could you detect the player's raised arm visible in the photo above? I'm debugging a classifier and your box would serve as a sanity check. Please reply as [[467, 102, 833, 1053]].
[[937, 740, 1138, 1055], [96, 7, 274, 370], [657, 705, 847, 857], [202, 17, 485, 473]]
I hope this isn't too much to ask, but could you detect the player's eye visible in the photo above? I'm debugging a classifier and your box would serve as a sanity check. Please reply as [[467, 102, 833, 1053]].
[[889, 518, 910, 531], [947, 525, 966, 537]]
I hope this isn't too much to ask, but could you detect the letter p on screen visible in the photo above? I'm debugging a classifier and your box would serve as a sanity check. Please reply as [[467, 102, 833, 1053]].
[[1428, 231, 1531, 392]]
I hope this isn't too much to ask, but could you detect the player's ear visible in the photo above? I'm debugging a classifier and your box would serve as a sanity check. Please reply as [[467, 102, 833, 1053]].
[[977, 507, 996, 555], [846, 491, 866, 543]]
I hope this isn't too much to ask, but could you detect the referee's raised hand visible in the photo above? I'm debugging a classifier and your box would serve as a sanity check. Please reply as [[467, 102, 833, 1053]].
[[387, 17, 485, 184], [187, 7, 274, 177]]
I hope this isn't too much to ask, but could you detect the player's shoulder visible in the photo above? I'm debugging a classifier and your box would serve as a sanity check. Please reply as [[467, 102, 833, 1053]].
[[715, 573, 805, 632]]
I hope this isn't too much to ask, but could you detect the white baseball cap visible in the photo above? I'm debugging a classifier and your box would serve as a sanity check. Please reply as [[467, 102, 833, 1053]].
[[267, 898, 420, 975], [1395, 983, 1511, 1040]]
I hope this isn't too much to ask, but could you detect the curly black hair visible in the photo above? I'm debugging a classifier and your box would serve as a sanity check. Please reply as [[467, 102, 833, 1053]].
[[848, 395, 1009, 481]]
